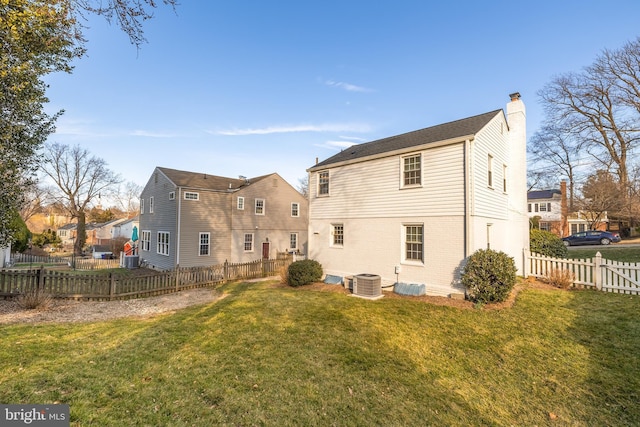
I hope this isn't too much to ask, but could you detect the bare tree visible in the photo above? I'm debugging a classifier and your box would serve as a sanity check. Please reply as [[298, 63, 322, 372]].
[[538, 39, 640, 198], [577, 170, 624, 229], [41, 143, 122, 254], [113, 181, 142, 216], [297, 175, 309, 198], [528, 123, 582, 210]]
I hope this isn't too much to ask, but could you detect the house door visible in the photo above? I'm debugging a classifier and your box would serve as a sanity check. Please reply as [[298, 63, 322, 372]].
[[262, 242, 270, 259]]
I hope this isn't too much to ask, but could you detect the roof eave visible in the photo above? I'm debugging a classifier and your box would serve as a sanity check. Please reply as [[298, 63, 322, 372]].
[[307, 134, 474, 172]]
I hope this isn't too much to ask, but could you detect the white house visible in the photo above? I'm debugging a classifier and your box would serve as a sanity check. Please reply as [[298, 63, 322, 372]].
[[307, 93, 529, 297]]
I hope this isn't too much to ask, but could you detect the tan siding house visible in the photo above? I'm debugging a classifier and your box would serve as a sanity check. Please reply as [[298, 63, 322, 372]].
[[308, 93, 529, 297], [139, 167, 308, 270]]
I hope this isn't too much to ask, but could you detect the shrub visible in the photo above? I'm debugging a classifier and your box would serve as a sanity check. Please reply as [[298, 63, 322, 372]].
[[544, 268, 574, 289], [461, 249, 517, 304], [17, 288, 53, 310], [530, 229, 568, 258], [287, 259, 323, 287]]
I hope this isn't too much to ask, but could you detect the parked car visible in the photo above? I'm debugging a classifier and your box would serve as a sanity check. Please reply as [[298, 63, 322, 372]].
[[562, 230, 621, 246]]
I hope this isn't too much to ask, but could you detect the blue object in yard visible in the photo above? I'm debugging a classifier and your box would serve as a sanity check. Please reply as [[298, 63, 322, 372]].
[[323, 275, 343, 285], [132, 226, 139, 242], [394, 282, 426, 296]]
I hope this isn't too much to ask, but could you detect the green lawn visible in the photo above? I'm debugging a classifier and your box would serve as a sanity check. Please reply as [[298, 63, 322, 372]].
[[567, 245, 640, 262], [1, 280, 639, 426]]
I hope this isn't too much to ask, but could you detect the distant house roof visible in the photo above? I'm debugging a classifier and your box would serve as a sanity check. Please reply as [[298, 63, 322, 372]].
[[528, 190, 561, 200], [309, 109, 502, 170], [58, 223, 77, 230], [157, 167, 271, 191]]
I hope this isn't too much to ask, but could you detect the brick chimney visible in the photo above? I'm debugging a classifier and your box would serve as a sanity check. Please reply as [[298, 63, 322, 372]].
[[560, 180, 569, 237]]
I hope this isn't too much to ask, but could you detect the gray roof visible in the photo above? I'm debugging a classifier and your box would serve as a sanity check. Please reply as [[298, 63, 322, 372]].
[[310, 109, 502, 169], [157, 167, 270, 191], [528, 189, 561, 200]]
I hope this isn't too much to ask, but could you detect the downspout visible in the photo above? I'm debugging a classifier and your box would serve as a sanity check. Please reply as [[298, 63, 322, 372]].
[[464, 138, 473, 258], [176, 187, 181, 266]]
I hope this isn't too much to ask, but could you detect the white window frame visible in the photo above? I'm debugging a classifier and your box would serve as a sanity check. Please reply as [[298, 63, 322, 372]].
[[318, 171, 330, 196], [291, 202, 300, 217], [244, 233, 254, 252], [331, 224, 344, 247], [149, 196, 154, 214], [403, 224, 424, 264], [157, 231, 170, 256], [141, 230, 151, 252], [290, 233, 298, 250], [199, 232, 210, 256], [237, 197, 245, 210], [184, 192, 199, 200], [169, 191, 175, 200], [140, 198, 145, 214], [401, 153, 422, 188], [255, 198, 265, 215], [502, 164, 508, 193]]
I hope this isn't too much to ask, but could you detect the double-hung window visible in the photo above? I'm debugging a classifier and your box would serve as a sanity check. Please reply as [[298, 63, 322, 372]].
[[291, 202, 300, 217], [487, 154, 494, 188], [290, 233, 298, 250], [255, 199, 265, 215], [331, 224, 344, 246], [140, 198, 145, 214], [404, 225, 423, 262], [318, 171, 329, 196], [244, 233, 254, 252], [141, 230, 151, 251], [157, 231, 170, 256], [237, 197, 244, 210], [199, 232, 210, 256], [402, 154, 421, 187], [149, 196, 154, 213]]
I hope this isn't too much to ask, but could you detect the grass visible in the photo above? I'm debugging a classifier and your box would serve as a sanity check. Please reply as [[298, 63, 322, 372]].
[[567, 245, 640, 262], [1, 281, 639, 426]]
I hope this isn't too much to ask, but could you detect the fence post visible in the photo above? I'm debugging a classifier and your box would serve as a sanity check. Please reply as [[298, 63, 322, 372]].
[[523, 248, 530, 279], [109, 272, 116, 298], [38, 267, 45, 292], [594, 252, 602, 291], [224, 260, 229, 281], [175, 264, 180, 291]]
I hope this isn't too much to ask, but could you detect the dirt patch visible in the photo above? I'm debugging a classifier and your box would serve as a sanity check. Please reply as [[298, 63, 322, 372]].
[[274, 278, 559, 310]]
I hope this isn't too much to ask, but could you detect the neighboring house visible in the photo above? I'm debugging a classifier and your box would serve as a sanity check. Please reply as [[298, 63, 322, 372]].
[[567, 211, 609, 234], [307, 93, 529, 297], [90, 218, 128, 245], [92, 245, 114, 259], [111, 216, 140, 242], [138, 167, 308, 270], [56, 223, 77, 249]]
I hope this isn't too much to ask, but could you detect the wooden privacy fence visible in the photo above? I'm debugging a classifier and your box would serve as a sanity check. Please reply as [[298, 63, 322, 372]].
[[524, 249, 640, 295], [0, 257, 292, 300]]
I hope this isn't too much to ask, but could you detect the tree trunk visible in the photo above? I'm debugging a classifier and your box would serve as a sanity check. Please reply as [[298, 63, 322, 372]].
[[75, 211, 86, 256]]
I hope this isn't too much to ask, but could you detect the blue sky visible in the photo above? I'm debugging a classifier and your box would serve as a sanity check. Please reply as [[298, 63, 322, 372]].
[[44, 1, 640, 193]]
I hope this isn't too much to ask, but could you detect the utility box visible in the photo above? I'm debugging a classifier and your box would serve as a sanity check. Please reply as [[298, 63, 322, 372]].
[[353, 274, 382, 299], [124, 255, 139, 269]]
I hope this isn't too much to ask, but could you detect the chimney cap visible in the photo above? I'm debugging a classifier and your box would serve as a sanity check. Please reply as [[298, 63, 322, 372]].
[[509, 92, 521, 101]]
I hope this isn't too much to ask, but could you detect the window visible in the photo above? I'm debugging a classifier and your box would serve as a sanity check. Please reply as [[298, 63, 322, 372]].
[[199, 232, 210, 256], [290, 233, 298, 250], [540, 222, 550, 231], [141, 230, 151, 251], [184, 192, 199, 200], [237, 197, 244, 210], [291, 202, 300, 217], [402, 154, 421, 187], [169, 192, 175, 200], [405, 225, 423, 262], [487, 154, 494, 188], [140, 198, 145, 214], [539, 203, 547, 212], [149, 196, 154, 213], [255, 198, 265, 215], [318, 171, 329, 196], [331, 224, 344, 246], [157, 231, 170, 256], [244, 233, 254, 252], [528, 204, 532, 213], [503, 164, 507, 192]]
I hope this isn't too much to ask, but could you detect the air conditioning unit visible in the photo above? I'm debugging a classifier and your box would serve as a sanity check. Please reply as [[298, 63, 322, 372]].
[[353, 274, 382, 299]]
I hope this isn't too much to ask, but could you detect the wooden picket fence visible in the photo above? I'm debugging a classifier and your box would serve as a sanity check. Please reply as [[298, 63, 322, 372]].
[[524, 249, 640, 295], [0, 256, 293, 300], [9, 253, 120, 270]]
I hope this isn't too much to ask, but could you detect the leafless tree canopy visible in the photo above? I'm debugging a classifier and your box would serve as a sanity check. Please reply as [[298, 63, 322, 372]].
[[533, 37, 640, 223], [40, 143, 122, 254]]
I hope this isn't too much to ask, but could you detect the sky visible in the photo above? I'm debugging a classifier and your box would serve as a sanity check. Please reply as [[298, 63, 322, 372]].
[[43, 0, 640, 197]]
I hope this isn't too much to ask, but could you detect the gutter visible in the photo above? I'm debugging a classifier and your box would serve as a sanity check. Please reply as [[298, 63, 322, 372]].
[[176, 187, 181, 266]]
